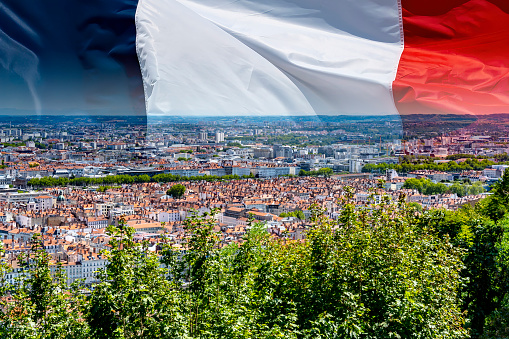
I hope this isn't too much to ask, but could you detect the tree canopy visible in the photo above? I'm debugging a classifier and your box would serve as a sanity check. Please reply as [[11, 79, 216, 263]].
[[167, 184, 186, 199], [3, 174, 509, 338], [0, 194, 474, 338], [280, 210, 305, 220], [402, 178, 485, 197], [28, 173, 255, 188], [363, 156, 505, 173], [299, 167, 333, 177]]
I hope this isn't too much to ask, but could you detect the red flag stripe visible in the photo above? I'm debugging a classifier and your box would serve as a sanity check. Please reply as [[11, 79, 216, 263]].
[[393, 0, 509, 116]]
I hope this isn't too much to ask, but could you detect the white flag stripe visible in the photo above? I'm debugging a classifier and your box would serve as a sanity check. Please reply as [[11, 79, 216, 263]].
[[136, 0, 315, 116], [136, 0, 404, 116]]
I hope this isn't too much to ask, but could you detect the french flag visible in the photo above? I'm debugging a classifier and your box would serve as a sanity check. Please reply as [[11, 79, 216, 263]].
[[1, 0, 508, 119]]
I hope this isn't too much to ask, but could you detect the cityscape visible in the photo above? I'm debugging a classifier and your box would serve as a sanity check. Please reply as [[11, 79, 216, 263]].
[[1, 114, 507, 286], [1, 0, 508, 335]]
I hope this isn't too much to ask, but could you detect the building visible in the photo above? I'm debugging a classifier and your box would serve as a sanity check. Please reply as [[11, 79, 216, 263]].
[[0, 175, 13, 189], [26, 195, 54, 211], [273, 145, 294, 158], [95, 202, 115, 217], [230, 166, 252, 177], [215, 131, 225, 143], [349, 160, 363, 173], [87, 216, 109, 229], [483, 168, 498, 178], [151, 210, 182, 223], [128, 220, 163, 233], [253, 147, 273, 159], [254, 166, 296, 178], [432, 172, 453, 182], [109, 204, 135, 218]]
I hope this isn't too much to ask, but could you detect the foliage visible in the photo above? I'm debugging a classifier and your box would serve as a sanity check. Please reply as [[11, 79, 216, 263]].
[[167, 184, 186, 199], [493, 152, 509, 162], [482, 291, 509, 338], [299, 168, 333, 177], [419, 204, 509, 337], [34, 142, 47, 150], [2, 142, 26, 148], [446, 154, 476, 160], [403, 178, 485, 197], [480, 169, 509, 222], [403, 177, 448, 195], [227, 142, 244, 148], [159, 200, 467, 338], [6, 189, 509, 338], [87, 220, 179, 339], [450, 181, 485, 197], [28, 173, 255, 188], [0, 235, 89, 338], [280, 210, 305, 220], [363, 156, 504, 173], [286, 194, 468, 338]]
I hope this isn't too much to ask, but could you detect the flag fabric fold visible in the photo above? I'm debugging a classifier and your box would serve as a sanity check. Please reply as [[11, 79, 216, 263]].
[[0, 0, 145, 116], [136, 0, 404, 117], [393, 0, 509, 116], [1, 0, 508, 118]]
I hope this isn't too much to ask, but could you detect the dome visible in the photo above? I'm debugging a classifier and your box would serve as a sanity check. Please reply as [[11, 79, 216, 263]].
[[57, 194, 65, 202]]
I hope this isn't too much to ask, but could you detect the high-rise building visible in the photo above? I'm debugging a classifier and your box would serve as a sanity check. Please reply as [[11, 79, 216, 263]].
[[199, 131, 208, 141], [1, 129, 22, 137], [215, 131, 225, 143], [273, 144, 284, 158], [349, 160, 363, 173]]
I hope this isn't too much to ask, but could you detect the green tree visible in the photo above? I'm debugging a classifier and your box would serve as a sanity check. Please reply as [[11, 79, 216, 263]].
[[403, 178, 448, 195], [286, 194, 467, 338], [299, 168, 333, 177], [463, 215, 509, 338], [482, 296, 509, 339], [423, 181, 447, 195], [451, 182, 468, 197], [468, 181, 485, 196], [293, 210, 305, 220], [134, 174, 151, 183], [86, 219, 180, 338], [0, 188, 491, 339], [318, 167, 333, 177], [421, 206, 509, 338], [481, 169, 509, 221], [0, 234, 89, 338], [402, 177, 424, 192], [167, 184, 186, 199], [280, 210, 305, 220], [163, 210, 299, 338]]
